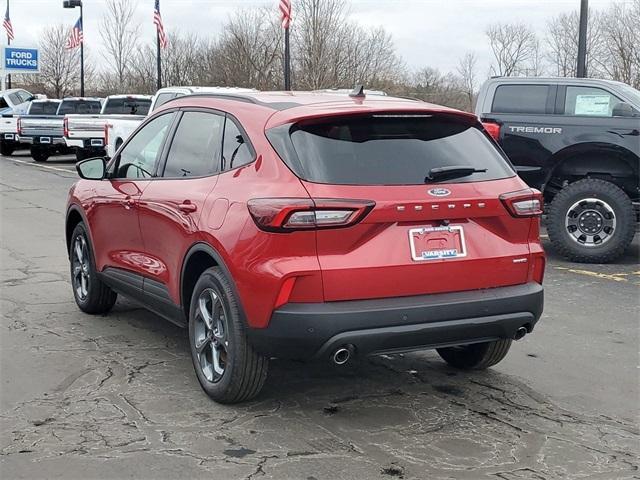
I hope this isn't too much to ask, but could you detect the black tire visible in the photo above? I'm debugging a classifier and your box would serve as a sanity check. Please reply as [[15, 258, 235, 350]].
[[69, 223, 117, 314], [30, 146, 49, 162], [188, 267, 268, 404], [0, 142, 15, 156], [547, 179, 635, 263], [437, 339, 512, 370]]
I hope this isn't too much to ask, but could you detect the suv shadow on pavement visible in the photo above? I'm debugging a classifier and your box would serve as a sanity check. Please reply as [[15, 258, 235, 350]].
[[3, 294, 636, 478]]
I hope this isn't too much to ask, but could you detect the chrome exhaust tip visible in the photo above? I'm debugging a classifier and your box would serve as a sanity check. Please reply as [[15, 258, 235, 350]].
[[514, 327, 528, 341], [332, 347, 352, 365]]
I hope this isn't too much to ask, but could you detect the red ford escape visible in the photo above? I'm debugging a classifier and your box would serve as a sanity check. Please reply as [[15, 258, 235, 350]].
[[66, 89, 545, 403]]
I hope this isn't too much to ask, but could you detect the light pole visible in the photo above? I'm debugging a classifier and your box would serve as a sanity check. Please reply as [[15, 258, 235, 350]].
[[63, 0, 84, 96], [577, 0, 588, 78]]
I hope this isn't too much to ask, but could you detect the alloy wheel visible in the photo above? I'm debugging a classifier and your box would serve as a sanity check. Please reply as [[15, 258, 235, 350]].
[[72, 235, 90, 300], [193, 288, 229, 383]]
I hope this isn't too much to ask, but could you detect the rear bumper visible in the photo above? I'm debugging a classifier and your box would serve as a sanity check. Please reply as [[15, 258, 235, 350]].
[[65, 137, 105, 149], [248, 282, 543, 360], [18, 136, 65, 145]]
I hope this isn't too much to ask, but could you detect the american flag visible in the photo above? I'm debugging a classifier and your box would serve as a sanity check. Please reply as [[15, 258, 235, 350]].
[[3, 1, 14, 42], [154, 0, 168, 49], [279, 0, 291, 29], [65, 17, 83, 50]]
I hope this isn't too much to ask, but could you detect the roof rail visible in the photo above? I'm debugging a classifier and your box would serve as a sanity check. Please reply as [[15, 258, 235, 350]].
[[163, 92, 259, 106]]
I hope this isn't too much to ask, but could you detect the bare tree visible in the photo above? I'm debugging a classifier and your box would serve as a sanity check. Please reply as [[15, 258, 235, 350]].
[[599, 0, 640, 87], [409, 67, 468, 110], [546, 9, 605, 77], [100, 0, 140, 90], [486, 23, 539, 76], [293, 0, 348, 89], [33, 24, 81, 98], [216, 9, 282, 89], [293, 0, 403, 90], [456, 52, 477, 110]]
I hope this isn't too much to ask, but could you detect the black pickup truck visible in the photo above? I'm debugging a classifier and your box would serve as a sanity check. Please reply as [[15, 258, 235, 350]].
[[476, 77, 640, 263]]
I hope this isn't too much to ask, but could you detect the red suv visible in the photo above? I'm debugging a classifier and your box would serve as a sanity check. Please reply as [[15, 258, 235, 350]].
[[66, 91, 545, 403]]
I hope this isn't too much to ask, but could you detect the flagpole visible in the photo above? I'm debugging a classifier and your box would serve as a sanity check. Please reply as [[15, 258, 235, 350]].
[[284, 26, 290, 90], [79, 2, 84, 96], [156, 29, 162, 90], [6, 0, 10, 89]]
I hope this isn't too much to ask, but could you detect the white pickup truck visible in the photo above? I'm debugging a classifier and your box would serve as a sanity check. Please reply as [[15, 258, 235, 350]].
[[105, 87, 257, 157], [18, 97, 102, 162], [64, 94, 152, 161], [0, 88, 38, 155]]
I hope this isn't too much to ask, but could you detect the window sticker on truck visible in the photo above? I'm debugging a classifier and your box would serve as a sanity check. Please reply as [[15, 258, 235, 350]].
[[575, 95, 610, 116], [509, 126, 562, 134]]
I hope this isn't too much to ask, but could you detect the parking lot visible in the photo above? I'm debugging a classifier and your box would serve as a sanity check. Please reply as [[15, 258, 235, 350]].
[[1, 151, 638, 479]]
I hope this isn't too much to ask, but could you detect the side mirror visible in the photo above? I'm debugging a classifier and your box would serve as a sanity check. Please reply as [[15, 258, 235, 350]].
[[76, 157, 107, 180], [612, 102, 634, 117]]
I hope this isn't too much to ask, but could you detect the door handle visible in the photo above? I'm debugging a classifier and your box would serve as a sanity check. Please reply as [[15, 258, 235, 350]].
[[178, 201, 197, 213]]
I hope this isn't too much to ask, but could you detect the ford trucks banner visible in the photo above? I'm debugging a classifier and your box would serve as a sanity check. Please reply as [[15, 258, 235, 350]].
[[3, 46, 39, 73]]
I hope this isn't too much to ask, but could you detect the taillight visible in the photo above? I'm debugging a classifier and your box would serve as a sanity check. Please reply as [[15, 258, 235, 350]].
[[482, 120, 501, 141], [16, 117, 22, 136], [104, 123, 110, 147], [500, 189, 544, 217], [63, 117, 69, 138], [247, 198, 375, 232]]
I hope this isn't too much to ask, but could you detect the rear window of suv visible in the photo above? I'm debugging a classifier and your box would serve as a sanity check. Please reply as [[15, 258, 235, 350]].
[[267, 114, 514, 185]]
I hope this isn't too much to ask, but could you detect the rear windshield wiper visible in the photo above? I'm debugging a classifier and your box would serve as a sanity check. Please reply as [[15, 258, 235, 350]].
[[425, 166, 487, 183]]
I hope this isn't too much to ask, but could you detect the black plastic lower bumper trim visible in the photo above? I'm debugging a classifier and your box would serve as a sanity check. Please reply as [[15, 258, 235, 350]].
[[247, 283, 543, 360]]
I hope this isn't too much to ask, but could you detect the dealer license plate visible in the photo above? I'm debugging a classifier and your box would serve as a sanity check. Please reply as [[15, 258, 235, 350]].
[[409, 225, 467, 261]]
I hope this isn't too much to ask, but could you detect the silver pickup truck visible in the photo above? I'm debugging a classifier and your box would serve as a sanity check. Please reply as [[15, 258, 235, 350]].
[[18, 97, 102, 162], [65, 95, 152, 161]]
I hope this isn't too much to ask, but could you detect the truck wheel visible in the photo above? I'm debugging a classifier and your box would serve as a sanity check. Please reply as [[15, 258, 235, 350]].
[[547, 179, 635, 263], [0, 142, 15, 156], [30, 146, 49, 162], [189, 267, 268, 404], [437, 339, 512, 369]]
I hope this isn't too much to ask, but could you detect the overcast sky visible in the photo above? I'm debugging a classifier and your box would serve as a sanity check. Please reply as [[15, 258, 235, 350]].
[[8, 0, 625, 77]]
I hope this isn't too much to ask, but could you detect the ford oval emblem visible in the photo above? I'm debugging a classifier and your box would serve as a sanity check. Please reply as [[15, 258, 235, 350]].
[[427, 188, 451, 197]]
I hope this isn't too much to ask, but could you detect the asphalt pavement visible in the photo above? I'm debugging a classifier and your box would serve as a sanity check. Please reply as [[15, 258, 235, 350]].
[[1, 150, 639, 479]]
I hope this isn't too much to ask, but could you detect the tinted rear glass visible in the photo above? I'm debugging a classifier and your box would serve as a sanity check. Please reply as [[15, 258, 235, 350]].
[[58, 101, 102, 115], [269, 115, 514, 185], [491, 85, 549, 114], [29, 102, 60, 115], [103, 98, 151, 115]]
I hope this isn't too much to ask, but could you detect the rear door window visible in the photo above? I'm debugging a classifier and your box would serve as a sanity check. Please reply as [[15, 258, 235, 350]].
[[269, 115, 514, 185], [491, 85, 550, 114], [162, 111, 224, 178], [563, 86, 623, 117], [103, 98, 151, 115]]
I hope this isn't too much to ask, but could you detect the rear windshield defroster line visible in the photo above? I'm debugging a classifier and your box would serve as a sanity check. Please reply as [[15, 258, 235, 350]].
[[266, 114, 515, 186]]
